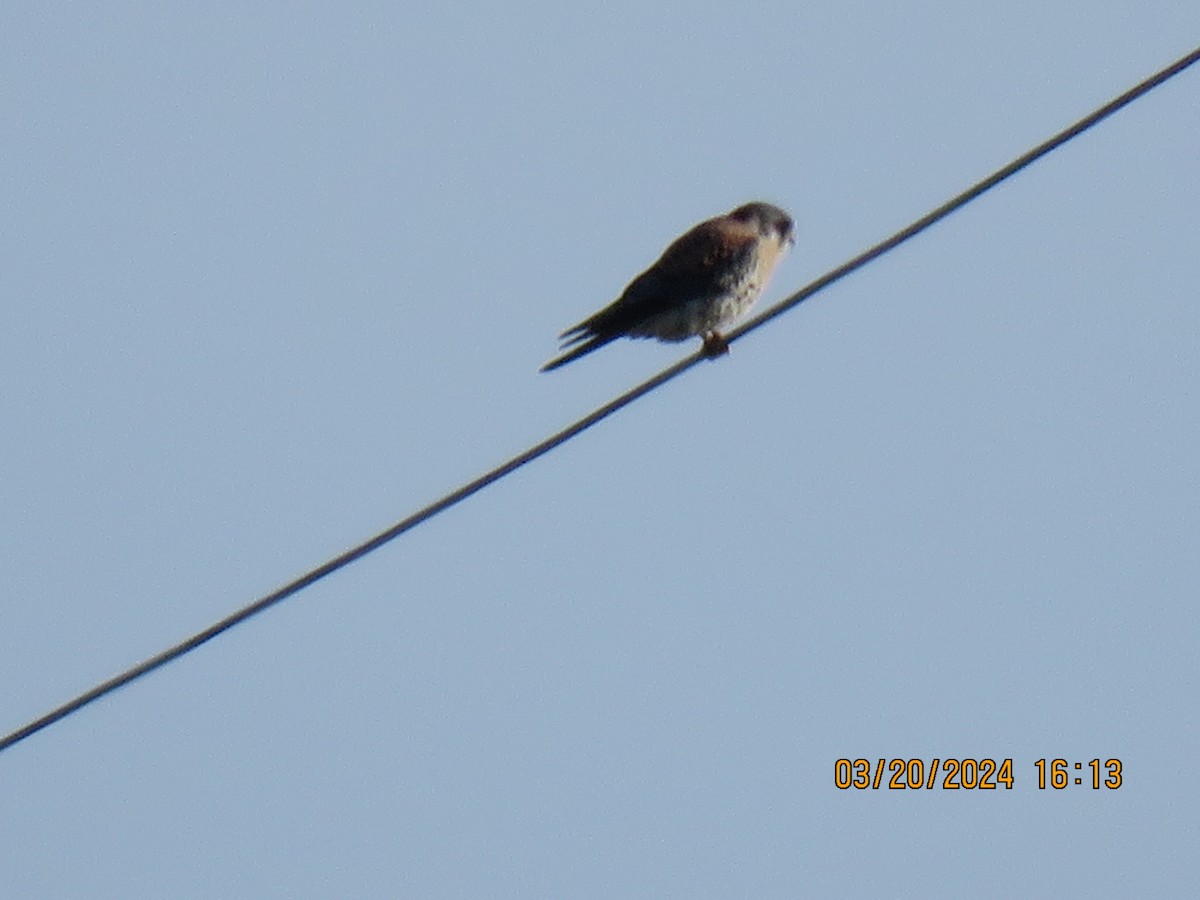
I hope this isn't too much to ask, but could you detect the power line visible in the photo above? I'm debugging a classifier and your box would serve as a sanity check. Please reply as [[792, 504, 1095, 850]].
[[727, 43, 1200, 345], [3, 44, 1197, 755]]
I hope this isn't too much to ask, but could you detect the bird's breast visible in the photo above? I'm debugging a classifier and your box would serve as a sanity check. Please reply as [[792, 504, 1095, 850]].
[[629, 235, 788, 342]]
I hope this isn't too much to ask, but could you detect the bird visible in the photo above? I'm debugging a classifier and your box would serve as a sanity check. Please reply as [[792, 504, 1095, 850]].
[[540, 201, 794, 372]]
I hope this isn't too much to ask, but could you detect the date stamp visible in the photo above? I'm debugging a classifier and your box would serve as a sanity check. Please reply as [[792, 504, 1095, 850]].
[[833, 758, 1123, 790]]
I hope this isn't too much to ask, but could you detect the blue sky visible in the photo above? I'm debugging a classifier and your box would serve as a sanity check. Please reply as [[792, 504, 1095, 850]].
[[3, 3, 1198, 897]]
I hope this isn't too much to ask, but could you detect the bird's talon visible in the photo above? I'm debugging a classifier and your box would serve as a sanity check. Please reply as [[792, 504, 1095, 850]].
[[701, 332, 730, 358]]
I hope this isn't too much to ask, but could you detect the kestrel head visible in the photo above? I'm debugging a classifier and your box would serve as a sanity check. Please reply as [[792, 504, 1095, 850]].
[[729, 202, 795, 247]]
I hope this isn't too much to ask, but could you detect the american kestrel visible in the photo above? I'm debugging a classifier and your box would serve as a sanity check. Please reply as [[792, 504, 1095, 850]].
[[540, 201, 795, 372]]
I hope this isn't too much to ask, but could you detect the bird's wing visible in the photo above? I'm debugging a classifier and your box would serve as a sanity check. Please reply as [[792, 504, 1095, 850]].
[[559, 218, 759, 344]]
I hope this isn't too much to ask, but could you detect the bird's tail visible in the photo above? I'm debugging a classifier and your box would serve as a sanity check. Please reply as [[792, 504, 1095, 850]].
[[539, 332, 619, 372]]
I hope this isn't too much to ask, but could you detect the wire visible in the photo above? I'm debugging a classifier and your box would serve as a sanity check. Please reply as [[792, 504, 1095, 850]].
[[727, 43, 1200, 346], [3, 44, 1197, 754]]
